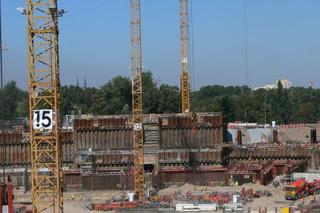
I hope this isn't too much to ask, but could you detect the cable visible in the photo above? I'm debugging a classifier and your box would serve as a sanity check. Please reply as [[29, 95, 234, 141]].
[[243, 0, 249, 87], [189, 0, 195, 92], [188, 0, 196, 112]]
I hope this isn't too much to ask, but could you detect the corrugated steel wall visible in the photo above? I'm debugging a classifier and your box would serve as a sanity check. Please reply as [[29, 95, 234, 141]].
[[94, 153, 134, 166], [73, 117, 132, 151], [229, 145, 311, 159], [159, 114, 226, 149], [74, 116, 130, 129], [82, 174, 134, 190], [0, 131, 74, 166], [64, 172, 82, 191], [158, 169, 227, 187], [63, 168, 228, 191], [0, 114, 259, 191], [73, 129, 132, 151], [158, 150, 222, 165]]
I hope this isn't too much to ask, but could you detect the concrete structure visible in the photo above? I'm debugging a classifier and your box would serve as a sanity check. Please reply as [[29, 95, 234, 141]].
[[0, 113, 228, 191], [1, 114, 319, 191]]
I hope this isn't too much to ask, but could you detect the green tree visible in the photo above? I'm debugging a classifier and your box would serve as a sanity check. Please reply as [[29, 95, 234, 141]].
[[157, 84, 180, 113], [142, 71, 159, 113], [99, 76, 131, 114], [0, 81, 28, 119], [219, 96, 236, 122]]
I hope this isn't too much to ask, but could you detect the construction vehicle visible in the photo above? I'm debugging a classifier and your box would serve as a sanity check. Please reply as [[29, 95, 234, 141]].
[[284, 179, 320, 200], [284, 179, 307, 200], [305, 179, 320, 195]]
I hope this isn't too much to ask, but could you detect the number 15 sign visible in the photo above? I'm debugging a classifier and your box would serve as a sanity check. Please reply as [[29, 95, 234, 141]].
[[33, 109, 53, 131]]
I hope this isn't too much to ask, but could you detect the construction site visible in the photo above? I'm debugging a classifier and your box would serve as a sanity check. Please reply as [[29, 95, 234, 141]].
[[1, 0, 320, 213]]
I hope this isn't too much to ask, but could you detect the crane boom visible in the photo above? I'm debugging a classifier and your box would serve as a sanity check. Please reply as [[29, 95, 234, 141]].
[[26, 0, 63, 212], [130, 0, 145, 200], [180, 0, 190, 113]]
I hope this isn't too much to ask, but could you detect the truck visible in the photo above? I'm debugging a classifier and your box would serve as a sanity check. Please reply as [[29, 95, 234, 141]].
[[284, 179, 320, 200]]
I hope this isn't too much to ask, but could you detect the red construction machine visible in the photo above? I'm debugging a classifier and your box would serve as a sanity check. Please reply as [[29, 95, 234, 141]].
[[284, 179, 320, 200]]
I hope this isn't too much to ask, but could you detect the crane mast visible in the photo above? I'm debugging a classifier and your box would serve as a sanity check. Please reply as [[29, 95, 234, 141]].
[[180, 0, 190, 113], [130, 0, 145, 200], [26, 0, 63, 212]]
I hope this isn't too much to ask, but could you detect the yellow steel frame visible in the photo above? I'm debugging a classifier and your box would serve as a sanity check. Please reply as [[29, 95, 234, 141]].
[[26, 0, 63, 212], [180, 0, 190, 113], [130, 0, 145, 200]]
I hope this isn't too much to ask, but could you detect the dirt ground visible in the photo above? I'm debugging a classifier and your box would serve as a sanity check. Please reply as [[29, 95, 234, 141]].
[[13, 182, 319, 212]]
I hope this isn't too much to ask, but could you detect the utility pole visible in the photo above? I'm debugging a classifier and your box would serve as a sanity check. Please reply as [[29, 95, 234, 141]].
[[130, 0, 145, 201], [180, 0, 190, 113], [25, 0, 65, 212]]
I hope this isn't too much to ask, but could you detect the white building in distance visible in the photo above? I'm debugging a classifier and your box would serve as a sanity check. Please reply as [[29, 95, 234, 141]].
[[254, 79, 292, 90], [278, 79, 292, 89]]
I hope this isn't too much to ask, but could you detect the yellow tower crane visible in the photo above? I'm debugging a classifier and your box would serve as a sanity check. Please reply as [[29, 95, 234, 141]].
[[180, 0, 191, 113], [130, 0, 145, 200], [25, 0, 64, 212]]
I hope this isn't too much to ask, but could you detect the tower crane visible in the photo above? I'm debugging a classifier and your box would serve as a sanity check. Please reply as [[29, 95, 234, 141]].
[[130, 0, 145, 200], [180, 0, 191, 113], [25, 0, 63, 212]]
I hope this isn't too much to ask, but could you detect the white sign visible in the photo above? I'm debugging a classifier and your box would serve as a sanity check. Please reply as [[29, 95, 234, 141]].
[[2, 206, 8, 213], [33, 109, 53, 130], [134, 123, 142, 131]]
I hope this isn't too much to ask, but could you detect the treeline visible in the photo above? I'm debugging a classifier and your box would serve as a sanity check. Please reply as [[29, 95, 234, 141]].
[[60, 72, 180, 115], [0, 72, 180, 119], [193, 81, 320, 124], [1, 72, 320, 124]]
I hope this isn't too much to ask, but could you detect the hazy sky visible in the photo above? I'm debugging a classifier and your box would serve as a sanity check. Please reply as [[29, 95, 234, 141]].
[[2, 0, 320, 89]]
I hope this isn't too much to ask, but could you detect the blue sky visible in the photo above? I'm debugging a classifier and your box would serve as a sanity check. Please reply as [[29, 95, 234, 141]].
[[2, 0, 320, 89]]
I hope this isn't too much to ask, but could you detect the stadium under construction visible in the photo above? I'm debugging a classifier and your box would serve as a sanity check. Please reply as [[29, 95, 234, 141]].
[[1, 114, 320, 192]]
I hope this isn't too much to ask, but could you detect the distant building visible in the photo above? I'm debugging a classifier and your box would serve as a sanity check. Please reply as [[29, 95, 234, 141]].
[[254, 79, 292, 90], [277, 79, 292, 89], [254, 84, 276, 90]]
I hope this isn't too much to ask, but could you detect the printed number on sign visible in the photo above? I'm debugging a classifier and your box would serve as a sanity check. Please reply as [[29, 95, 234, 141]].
[[33, 109, 53, 130]]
